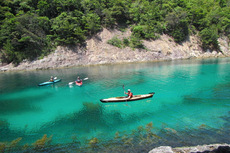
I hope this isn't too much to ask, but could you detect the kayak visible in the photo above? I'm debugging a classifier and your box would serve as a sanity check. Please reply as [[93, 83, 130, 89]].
[[38, 79, 61, 86], [75, 81, 83, 86], [100, 92, 155, 103]]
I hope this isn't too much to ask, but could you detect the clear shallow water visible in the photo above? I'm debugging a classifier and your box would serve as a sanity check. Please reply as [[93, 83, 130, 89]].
[[0, 58, 230, 151]]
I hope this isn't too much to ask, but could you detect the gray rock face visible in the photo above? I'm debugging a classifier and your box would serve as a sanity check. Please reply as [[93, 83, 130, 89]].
[[0, 28, 229, 72]]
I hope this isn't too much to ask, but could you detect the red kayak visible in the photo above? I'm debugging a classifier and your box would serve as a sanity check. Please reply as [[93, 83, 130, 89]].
[[75, 81, 83, 86]]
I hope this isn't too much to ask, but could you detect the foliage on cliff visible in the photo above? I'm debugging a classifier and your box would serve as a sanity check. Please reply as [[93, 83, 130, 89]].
[[0, 0, 229, 64]]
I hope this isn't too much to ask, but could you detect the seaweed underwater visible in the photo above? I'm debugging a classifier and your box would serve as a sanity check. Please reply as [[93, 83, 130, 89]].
[[0, 100, 229, 152], [0, 90, 54, 115]]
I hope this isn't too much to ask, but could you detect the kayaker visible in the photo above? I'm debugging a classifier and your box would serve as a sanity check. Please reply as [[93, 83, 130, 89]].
[[124, 89, 133, 99], [76, 76, 82, 83], [49, 76, 54, 82]]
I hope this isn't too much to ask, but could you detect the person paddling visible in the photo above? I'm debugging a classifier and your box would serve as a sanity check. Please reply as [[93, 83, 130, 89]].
[[49, 76, 54, 82], [75, 76, 83, 86], [76, 76, 82, 83], [124, 89, 133, 99]]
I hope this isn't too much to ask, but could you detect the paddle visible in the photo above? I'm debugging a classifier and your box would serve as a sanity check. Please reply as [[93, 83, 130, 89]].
[[83, 77, 88, 80], [69, 77, 88, 85], [48, 76, 57, 82], [123, 85, 128, 106], [123, 85, 125, 94], [68, 82, 74, 85]]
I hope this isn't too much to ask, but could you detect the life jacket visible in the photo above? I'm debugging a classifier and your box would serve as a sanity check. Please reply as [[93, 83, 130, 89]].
[[128, 92, 133, 98], [76, 79, 82, 83]]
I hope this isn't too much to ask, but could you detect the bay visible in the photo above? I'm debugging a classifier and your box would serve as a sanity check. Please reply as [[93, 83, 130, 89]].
[[0, 58, 230, 152]]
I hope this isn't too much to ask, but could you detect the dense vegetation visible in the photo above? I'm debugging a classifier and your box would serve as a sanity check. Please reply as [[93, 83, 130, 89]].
[[0, 0, 229, 64]]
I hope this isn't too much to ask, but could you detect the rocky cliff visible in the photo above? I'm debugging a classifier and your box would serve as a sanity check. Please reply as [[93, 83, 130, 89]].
[[0, 28, 229, 72]]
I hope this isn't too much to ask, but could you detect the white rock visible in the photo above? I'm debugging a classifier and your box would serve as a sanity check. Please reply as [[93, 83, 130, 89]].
[[149, 146, 173, 153]]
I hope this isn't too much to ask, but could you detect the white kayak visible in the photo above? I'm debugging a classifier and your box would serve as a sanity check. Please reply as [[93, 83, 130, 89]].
[[100, 92, 155, 103]]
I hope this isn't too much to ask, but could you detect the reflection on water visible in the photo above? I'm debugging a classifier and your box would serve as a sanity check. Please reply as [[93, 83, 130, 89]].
[[1, 58, 230, 152]]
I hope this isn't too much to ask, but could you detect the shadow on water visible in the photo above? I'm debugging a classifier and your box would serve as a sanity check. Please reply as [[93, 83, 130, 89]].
[[1, 101, 230, 152], [0, 93, 53, 115], [37, 102, 151, 137], [156, 118, 230, 149], [0, 98, 230, 152], [183, 81, 230, 105], [1, 113, 230, 153], [0, 120, 26, 145], [213, 83, 230, 100]]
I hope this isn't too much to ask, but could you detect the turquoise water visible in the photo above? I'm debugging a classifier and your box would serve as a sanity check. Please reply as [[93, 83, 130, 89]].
[[0, 58, 230, 151]]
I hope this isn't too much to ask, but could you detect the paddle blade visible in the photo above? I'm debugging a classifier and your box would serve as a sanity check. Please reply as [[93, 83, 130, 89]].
[[54, 77, 57, 80], [69, 82, 74, 85], [83, 77, 88, 80]]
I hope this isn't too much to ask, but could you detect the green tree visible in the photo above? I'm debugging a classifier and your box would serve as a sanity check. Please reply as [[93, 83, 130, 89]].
[[101, 8, 115, 28], [0, 1, 11, 22], [0, 12, 52, 63], [81, 0, 101, 14], [107, 37, 122, 48], [199, 27, 219, 50], [37, 0, 67, 18], [51, 12, 86, 45], [131, 25, 147, 39], [82, 13, 101, 35], [129, 0, 149, 24], [187, 1, 208, 30], [2, 39, 15, 63], [130, 35, 145, 49], [108, 0, 130, 23], [0, 12, 18, 63], [213, 7, 230, 38], [15, 13, 51, 59], [165, 7, 189, 43], [1, 0, 230, 64]]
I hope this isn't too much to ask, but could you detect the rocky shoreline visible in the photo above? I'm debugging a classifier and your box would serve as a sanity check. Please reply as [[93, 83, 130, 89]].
[[150, 144, 230, 153], [0, 28, 229, 72]]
